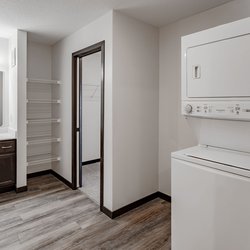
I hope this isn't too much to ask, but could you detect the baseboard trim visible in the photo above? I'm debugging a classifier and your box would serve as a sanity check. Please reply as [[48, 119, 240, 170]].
[[82, 159, 101, 166], [27, 170, 52, 179], [27, 170, 73, 190], [0, 185, 15, 194], [16, 186, 28, 193], [50, 170, 74, 189], [100, 206, 113, 218], [102, 192, 171, 219], [112, 192, 159, 218], [157, 191, 171, 202], [101, 191, 171, 219]]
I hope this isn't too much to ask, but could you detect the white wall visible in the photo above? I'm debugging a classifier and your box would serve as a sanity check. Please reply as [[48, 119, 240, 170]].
[[82, 52, 101, 162], [82, 101, 100, 161], [0, 37, 9, 127], [52, 10, 159, 211], [52, 11, 113, 210], [112, 11, 159, 210], [27, 41, 52, 79], [159, 0, 250, 195], [9, 33, 18, 132], [17, 31, 27, 188], [0, 38, 9, 68], [9, 30, 27, 188], [0, 72, 3, 125]]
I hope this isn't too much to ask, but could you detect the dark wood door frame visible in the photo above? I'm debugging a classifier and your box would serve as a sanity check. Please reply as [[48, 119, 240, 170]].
[[72, 41, 105, 209]]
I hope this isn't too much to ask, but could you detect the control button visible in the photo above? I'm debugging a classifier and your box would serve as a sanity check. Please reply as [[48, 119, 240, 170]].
[[228, 106, 234, 113], [185, 104, 193, 114]]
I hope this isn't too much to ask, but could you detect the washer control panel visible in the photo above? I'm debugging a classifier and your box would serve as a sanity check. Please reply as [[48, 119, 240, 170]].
[[182, 102, 250, 120]]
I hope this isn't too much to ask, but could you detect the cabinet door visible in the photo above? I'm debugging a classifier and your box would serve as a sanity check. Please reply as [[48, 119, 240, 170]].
[[0, 153, 16, 187]]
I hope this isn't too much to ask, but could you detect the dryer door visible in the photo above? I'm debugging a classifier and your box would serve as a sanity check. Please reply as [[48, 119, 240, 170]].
[[186, 34, 250, 98]]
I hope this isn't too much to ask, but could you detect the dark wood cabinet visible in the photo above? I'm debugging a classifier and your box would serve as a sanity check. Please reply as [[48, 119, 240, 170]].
[[0, 140, 16, 193]]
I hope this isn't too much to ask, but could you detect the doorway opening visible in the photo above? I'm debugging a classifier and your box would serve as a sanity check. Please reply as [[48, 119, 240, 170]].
[[72, 41, 105, 208]]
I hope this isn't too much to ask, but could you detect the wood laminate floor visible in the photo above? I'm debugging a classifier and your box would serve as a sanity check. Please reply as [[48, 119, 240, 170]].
[[0, 174, 171, 250]]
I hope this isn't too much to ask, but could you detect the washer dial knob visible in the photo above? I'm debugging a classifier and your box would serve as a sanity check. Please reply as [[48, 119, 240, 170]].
[[185, 104, 193, 114]]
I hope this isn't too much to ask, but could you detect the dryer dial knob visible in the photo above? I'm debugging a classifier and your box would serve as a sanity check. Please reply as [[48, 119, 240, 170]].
[[185, 104, 193, 114]]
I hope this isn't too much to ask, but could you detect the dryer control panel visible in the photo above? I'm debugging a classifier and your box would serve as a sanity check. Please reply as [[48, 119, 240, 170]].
[[182, 102, 250, 120]]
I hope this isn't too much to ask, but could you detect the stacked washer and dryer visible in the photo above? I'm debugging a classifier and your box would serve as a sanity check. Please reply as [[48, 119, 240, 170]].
[[172, 17, 250, 250]]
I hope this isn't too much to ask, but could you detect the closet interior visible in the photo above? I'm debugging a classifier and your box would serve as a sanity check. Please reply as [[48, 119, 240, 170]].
[[26, 42, 61, 175]]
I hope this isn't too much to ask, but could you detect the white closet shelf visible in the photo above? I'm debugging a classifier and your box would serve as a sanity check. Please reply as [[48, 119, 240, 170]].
[[27, 154, 60, 167], [27, 136, 61, 145], [27, 99, 61, 104], [26, 118, 61, 124], [27, 134, 52, 138], [27, 78, 61, 85]]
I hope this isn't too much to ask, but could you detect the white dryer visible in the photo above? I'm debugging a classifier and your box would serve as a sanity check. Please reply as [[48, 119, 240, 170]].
[[172, 145, 250, 250]]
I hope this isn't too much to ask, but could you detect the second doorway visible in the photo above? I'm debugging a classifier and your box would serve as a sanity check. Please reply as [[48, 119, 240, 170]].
[[72, 41, 105, 208]]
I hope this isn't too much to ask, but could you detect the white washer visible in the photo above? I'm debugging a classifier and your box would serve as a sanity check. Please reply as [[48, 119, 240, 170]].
[[171, 145, 250, 250]]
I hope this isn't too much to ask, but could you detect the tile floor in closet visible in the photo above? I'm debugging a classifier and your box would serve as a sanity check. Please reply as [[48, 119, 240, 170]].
[[81, 163, 100, 204]]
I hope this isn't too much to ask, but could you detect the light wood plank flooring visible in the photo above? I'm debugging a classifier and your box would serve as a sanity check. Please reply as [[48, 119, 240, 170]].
[[0, 174, 171, 250]]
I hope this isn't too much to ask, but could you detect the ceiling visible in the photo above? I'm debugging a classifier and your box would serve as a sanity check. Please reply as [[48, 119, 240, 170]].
[[0, 0, 233, 44]]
